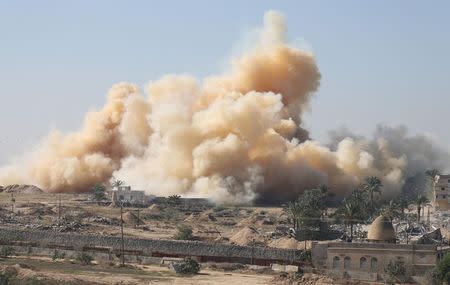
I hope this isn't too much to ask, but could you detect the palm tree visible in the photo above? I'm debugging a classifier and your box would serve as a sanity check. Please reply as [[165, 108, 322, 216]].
[[362, 176, 383, 219], [112, 180, 124, 188], [336, 198, 361, 240], [381, 199, 402, 222], [284, 200, 302, 232], [414, 194, 429, 223], [394, 198, 409, 216], [425, 169, 440, 199]]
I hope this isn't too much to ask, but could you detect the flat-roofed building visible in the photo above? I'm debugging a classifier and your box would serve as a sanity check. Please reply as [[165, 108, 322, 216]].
[[434, 174, 450, 210], [111, 185, 148, 205]]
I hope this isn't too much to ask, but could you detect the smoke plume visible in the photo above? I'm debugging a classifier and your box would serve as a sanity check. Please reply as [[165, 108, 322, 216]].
[[0, 11, 447, 204]]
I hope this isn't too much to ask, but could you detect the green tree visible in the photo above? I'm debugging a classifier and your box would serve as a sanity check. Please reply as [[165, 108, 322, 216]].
[[91, 184, 106, 201], [296, 187, 328, 240], [435, 253, 450, 284], [362, 176, 383, 219], [413, 194, 429, 223], [335, 189, 368, 240]]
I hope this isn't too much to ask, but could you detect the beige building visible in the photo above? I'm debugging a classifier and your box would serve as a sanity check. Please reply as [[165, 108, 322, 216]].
[[312, 215, 449, 282], [434, 174, 450, 210], [111, 185, 147, 205]]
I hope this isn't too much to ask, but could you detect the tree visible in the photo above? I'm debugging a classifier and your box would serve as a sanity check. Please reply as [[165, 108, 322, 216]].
[[381, 199, 402, 222], [413, 194, 429, 223], [167, 195, 181, 206], [174, 224, 194, 240], [112, 179, 124, 188], [435, 253, 450, 284], [362, 176, 383, 219], [289, 187, 328, 241], [91, 184, 106, 201], [335, 189, 368, 240], [394, 197, 409, 216], [425, 169, 440, 198]]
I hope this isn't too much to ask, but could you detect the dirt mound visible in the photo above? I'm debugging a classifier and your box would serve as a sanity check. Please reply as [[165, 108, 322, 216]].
[[268, 237, 307, 250], [1, 184, 44, 194], [237, 214, 274, 227], [185, 212, 217, 222], [122, 211, 142, 224], [230, 227, 263, 246], [143, 204, 163, 216]]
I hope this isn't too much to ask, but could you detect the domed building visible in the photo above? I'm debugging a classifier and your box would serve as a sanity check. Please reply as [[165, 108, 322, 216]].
[[313, 214, 444, 281], [367, 215, 396, 244]]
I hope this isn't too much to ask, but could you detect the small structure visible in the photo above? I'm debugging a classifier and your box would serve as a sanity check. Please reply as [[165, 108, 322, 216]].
[[111, 185, 148, 205], [312, 215, 450, 282]]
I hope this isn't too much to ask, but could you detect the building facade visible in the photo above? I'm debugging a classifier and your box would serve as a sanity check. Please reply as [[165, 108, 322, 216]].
[[312, 215, 450, 283], [434, 174, 450, 210], [111, 185, 147, 205]]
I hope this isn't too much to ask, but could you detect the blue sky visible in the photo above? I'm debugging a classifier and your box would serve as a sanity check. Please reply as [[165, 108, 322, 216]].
[[0, 0, 449, 163]]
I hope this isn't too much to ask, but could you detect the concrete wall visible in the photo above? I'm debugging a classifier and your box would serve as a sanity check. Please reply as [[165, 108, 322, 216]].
[[0, 228, 303, 265]]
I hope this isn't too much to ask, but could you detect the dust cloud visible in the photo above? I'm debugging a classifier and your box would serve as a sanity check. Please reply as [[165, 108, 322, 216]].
[[0, 11, 447, 204]]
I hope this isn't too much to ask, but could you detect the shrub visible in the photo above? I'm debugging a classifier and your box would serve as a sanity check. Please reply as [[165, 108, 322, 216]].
[[0, 246, 14, 258], [384, 260, 409, 283], [76, 252, 94, 265], [174, 225, 193, 240], [0, 272, 9, 285], [435, 253, 450, 284], [173, 257, 200, 275], [425, 269, 441, 285], [298, 250, 312, 262], [52, 250, 65, 261], [213, 205, 226, 212]]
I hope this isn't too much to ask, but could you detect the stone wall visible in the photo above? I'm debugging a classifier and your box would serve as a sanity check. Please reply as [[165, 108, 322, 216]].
[[0, 228, 302, 265]]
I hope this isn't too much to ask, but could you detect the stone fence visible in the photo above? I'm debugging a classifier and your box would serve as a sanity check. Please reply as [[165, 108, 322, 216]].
[[0, 228, 303, 265]]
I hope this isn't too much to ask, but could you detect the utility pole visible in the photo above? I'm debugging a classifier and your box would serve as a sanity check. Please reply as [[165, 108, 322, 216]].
[[251, 238, 254, 265], [136, 208, 140, 227], [10, 193, 15, 217], [58, 194, 62, 222], [120, 202, 125, 267]]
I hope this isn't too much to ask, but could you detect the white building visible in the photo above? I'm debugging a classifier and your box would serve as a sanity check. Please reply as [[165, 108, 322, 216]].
[[111, 185, 147, 205]]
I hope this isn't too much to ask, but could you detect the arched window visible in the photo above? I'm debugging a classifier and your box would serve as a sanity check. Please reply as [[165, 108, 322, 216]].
[[344, 256, 351, 270], [360, 257, 367, 270], [332, 256, 340, 269], [371, 257, 378, 271]]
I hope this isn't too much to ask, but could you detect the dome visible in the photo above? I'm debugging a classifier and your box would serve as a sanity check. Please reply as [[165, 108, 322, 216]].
[[367, 215, 396, 243]]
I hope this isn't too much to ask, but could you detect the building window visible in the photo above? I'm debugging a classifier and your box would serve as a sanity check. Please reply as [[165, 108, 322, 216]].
[[371, 258, 378, 271], [442, 187, 446, 191], [119, 195, 124, 201], [444, 195, 447, 199], [344, 256, 351, 270], [360, 257, 367, 270], [332, 256, 340, 269]]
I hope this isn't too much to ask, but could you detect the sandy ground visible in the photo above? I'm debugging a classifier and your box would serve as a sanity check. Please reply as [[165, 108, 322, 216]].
[[0, 256, 273, 285]]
